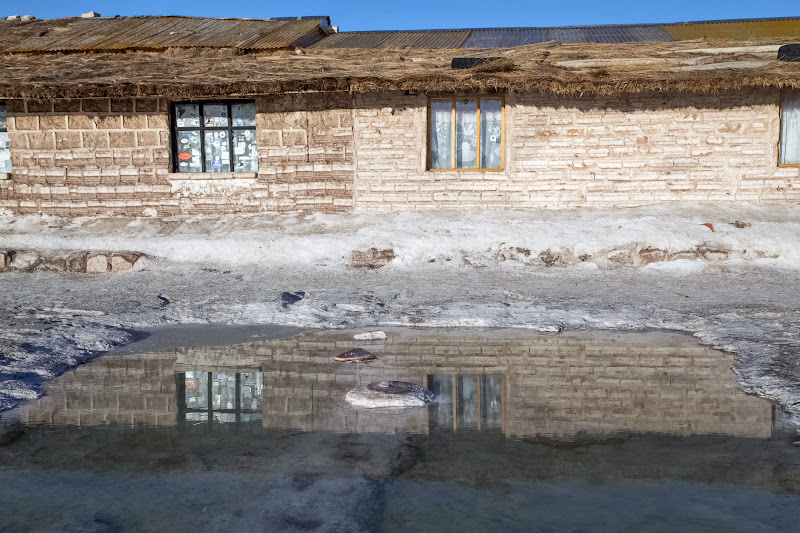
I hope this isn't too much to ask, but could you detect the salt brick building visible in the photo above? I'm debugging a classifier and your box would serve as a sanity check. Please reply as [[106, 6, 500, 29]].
[[1, 14, 800, 216]]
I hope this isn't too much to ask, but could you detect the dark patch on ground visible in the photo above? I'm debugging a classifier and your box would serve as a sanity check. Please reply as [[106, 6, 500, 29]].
[[281, 291, 305, 308]]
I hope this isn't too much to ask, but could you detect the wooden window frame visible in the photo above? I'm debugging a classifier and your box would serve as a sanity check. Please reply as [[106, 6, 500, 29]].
[[171, 100, 258, 173], [778, 89, 800, 168], [427, 95, 505, 172]]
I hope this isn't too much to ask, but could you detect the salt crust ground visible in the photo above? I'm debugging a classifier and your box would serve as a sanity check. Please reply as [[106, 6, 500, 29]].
[[1, 204, 800, 426]]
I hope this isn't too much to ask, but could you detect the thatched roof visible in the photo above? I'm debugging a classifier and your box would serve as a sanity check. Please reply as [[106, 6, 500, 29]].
[[1, 17, 800, 99]]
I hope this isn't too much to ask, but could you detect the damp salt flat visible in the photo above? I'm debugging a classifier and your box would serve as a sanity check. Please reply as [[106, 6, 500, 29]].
[[1, 327, 800, 532]]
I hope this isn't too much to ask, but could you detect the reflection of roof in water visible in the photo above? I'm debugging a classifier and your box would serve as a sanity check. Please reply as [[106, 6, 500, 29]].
[[14, 328, 774, 440]]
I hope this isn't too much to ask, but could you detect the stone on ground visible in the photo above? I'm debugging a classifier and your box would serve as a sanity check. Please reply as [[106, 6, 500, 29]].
[[334, 348, 377, 362], [353, 331, 387, 340]]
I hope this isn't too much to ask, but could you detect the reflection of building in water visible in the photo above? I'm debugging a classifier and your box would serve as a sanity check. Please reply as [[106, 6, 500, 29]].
[[428, 374, 504, 432], [179, 372, 263, 423], [15, 330, 775, 439]]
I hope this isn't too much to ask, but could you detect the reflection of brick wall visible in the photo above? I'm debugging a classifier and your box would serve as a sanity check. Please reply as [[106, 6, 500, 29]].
[[17, 330, 772, 439], [18, 353, 177, 427]]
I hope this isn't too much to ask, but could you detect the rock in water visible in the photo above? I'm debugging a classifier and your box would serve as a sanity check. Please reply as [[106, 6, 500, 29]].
[[346, 381, 435, 408], [334, 348, 377, 362], [353, 331, 387, 340]]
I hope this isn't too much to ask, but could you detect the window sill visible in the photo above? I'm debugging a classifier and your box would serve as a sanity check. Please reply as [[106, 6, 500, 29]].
[[777, 164, 800, 168], [167, 172, 258, 180], [0, 173, 10, 181]]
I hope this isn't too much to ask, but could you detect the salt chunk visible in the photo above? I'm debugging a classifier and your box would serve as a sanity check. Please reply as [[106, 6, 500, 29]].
[[354, 331, 387, 340]]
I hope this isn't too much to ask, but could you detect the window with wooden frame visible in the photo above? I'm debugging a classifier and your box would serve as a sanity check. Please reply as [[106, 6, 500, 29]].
[[780, 90, 800, 166], [172, 101, 258, 173], [428, 96, 504, 171], [0, 104, 10, 173]]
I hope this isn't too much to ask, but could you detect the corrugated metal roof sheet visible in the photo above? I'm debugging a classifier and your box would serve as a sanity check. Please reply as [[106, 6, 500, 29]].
[[311, 30, 470, 49], [462, 26, 674, 47], [312, 16, 800, 50], [6, 16, 330, 52], [663, 19, 800, 40]]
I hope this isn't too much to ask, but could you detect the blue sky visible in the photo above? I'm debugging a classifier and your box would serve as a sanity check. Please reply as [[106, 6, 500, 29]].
[[1, 1, 796, 31]]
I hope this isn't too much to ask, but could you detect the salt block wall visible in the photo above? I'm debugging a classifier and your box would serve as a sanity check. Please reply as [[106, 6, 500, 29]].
[[1, 88, 799, 215], [353, 88, 800, 209], [0, 94, 356, 215], [0, 98, 173, 216]]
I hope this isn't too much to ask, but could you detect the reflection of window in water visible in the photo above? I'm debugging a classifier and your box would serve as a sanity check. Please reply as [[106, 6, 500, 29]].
[[428, 374, 504, 431], [177, 371, 263, 423]]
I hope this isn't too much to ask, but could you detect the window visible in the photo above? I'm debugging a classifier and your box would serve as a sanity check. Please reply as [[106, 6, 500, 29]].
[[178, 371, 263, 424], [0, 104, 10, 173], [172, 101, 258, 173], [780, 90, 800, 166], [428, 96, 504, 171], [427, 374, 504, 432]]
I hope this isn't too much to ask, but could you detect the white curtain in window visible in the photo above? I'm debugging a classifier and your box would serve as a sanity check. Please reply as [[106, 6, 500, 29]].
[[0, 105, 9, 173], [455, 99, 478, 169], [480, 98, 502, 169], [781, 90, 800, 165], [430, 100, 452, 169]]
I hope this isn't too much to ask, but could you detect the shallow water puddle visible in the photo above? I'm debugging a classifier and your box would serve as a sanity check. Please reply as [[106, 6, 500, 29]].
[[1, 328, 799, 532]]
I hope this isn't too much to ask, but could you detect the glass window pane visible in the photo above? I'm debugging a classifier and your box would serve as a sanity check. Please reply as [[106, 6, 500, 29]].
[[175, 104, 200, 128], [781, 90, 800, 165], [480, 98, 503, 169], [211, 372, 237, 410], [430, 100, 453, 169], [203, 104, 229, 127], [427, 374, 454, 429], [204, 131, 231, 172], [0, 133, 10, 173], [482, 374, 503, 429], [185, 371, 208, 409], [175, 131, 202, 173], [232, 129, 258, 172], [185, 412, 208, 422], [232, 103, 257, 127], [240, 372, 263, 411], [455, 99, 478, 169], [457, 375, 479, 428], [0, 104, 7, 131]]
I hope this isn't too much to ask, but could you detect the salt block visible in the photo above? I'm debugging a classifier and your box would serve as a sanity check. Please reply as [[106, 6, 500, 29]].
[[353, 331, 387, 340], [10, 251, 40, 270], [67, 252, 88, 272], [334, 348, 377, 362], [86, 253, 110, 273], [346, 381, 435, 408], [111, 252, 140, 272]]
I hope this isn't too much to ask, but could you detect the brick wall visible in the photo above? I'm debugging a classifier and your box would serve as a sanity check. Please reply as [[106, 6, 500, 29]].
[[1, 98, 172, 216], [0, 95, 356, 215], [18, 330, 772, 439], [253, 93, 355, 212], [2, 88, 798, 216], [354, 88, 800, 209]]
